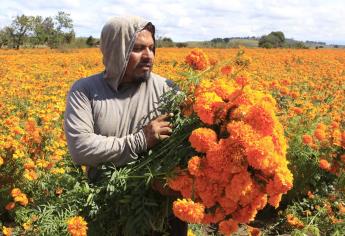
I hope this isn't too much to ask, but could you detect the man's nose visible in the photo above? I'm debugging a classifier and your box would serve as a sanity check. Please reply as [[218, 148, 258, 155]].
[[142, 47, 153, 59]]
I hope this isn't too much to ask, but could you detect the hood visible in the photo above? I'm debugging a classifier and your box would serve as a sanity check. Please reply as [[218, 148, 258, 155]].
[[100, 16, 155, 91]]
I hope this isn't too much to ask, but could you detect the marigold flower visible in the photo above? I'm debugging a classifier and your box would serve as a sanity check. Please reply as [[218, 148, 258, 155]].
[[245, 105, 275, 136], [235, 76, 248, 87], [67, 216, 88, 236], [268, 193, 282, 208], [287, 214, 304, 228], [220, 65, 233, 76], [314, 128, 327, 142], [11, 188, 22, 197], [2, 226, 13, 236], [338, 203, 345, 215], [23, 159, 35, 170], [185, 49, 209, 70], [189, 128, 217, 153], [214, 78, 236, 101], [187, 156, 203, 176], [319, 159, 331, 171], [307, 191, 315, 199], [248, 226, 261, 236], [14, 193, 29, 206], [5, 202, 16, 211], [193, 92, 224, 125], [0, 156, 4, 166], [218, 219, 239, 235], [292, 107, 303, 115], [302, 134, 313, 145], [23, 169, 38, 181], [173, 198, 205, 223]]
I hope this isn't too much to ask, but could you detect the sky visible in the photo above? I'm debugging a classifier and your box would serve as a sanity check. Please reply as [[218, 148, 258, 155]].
[[1, 0, 345, 45]]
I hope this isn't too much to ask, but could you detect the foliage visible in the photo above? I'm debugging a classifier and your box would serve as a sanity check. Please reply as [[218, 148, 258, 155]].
[[0, 11, 74, 49], [259, 31, 286, 48]]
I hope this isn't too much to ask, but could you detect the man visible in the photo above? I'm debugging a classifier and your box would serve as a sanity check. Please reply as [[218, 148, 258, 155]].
[[64, 16, 187, 235]]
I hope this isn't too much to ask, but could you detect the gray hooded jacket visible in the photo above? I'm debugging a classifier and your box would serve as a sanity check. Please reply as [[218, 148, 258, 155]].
[[64, 16, 173, 169]]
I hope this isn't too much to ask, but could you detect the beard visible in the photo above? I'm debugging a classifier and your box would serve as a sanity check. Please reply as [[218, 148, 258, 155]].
[[135, 70, 151, 83]]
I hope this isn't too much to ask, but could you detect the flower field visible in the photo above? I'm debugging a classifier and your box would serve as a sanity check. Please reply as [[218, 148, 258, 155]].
[[0, 47, 344, 235]]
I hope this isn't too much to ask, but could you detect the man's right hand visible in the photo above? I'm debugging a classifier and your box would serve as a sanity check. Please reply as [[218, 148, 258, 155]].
[[143, 114, 173, 149]]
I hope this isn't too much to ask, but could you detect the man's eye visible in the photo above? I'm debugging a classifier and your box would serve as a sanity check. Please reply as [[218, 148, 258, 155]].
[[133, 47, 142, 52]]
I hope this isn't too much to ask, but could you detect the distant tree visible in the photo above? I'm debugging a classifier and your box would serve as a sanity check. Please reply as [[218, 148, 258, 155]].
[[156, 36, 174, 47], [211, 38, 223, 43], [47, 11, 74, 48], [7, 15, 35, 49], [259, 31, 285, 48], [223, 38, 231, 43], [86, 36, 96, 47], [176, 42, 187, 48], [0, 28, 10, 48]]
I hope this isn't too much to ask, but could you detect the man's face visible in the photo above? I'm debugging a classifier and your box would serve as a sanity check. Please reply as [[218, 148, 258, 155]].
[[122, 29, 154, 84]]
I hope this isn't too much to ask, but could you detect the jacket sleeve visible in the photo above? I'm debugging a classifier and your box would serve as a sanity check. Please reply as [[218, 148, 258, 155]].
[[64, 84, 147, 167]]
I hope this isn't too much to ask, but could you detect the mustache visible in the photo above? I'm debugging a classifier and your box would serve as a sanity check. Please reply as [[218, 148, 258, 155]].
[[138, 62, 153, 67]]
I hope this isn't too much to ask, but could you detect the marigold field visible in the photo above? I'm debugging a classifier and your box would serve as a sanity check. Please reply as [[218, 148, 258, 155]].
[[0, 47, 344, 235]]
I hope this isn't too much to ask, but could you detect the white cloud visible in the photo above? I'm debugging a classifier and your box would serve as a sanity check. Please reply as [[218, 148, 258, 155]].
[[0, 0, 344, 44]]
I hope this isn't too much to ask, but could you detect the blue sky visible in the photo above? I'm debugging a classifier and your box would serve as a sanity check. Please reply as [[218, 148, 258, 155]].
[[1, 0, 345, 44]]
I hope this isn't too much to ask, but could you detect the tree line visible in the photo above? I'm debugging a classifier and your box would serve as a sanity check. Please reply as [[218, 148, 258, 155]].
[[0, 12, 75, 49]]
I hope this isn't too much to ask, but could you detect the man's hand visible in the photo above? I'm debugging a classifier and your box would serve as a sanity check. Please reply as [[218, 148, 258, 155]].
[[143, 114, 173, 149]]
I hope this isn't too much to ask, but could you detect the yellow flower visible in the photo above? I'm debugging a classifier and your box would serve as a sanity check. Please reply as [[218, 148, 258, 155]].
[[67, 216, 88, 236], [14, 193, 29, 206], [0, 156, 4, 166], [2, 226, 13, 236], [50, 167, 65, 175]]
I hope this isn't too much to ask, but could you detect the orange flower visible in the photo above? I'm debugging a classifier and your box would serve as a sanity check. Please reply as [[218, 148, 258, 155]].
[[11, 188, 22, 197], [307, 191, 315, 199], [14, 193, 29, 206], [319, 159, 331, 171], [2, 226, 13, 236], [193, 92, 224, 125], [248, 226, 261, 236], [5, 202, 16, 211], [67, 216, 88, 236], [187, 156, 203, 176], [219, 219, 239, 235], [286, 214, 304, 228], [173, 198, 205, 223], [235, 76, 248, 87], [314, 128, 327, 142], [302, 134, 313, 145], [189, 128, 217, 153], [292, 107, 303, 115], [185, 49, 209, 70], [220, 65, 233, 76], [0, 156, 4, 166], [245, 105, 275, 137]]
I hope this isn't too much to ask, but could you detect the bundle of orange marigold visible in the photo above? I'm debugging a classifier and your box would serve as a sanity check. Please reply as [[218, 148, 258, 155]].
[[168, 76, 293, 235], [185, 49, 209, 71]]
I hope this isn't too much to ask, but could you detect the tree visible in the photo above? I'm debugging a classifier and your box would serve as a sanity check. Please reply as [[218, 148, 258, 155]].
[[7, 15, 35, 49], [47, 11, 74, 48], [86, 36, 96, 47], [156, 36, 174, 47], [0, 28, 10, 48], [259, 31, 286, 48]]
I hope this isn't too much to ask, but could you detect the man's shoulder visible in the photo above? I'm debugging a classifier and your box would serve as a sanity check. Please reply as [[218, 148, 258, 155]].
[[71, 72, 104, 91]]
